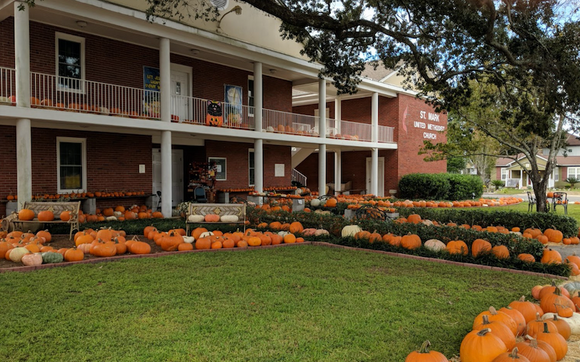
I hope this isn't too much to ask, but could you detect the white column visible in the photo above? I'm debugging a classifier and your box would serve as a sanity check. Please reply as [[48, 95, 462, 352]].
[[372, 92, 379, 143], [16, 119, 32, 205], [334, 150, 341, 196], [254, 139, 263, 193], [370, 148, 378, 196], [15, 3, 32, 205], [334, 97, 341, 134], [159, 39, 172, 216], [160, 38, 171, 123], [253, 62, 262, 131], [160, 131, 172, 217], [318, 144, 326, 195], [319, 79, 326, 138]]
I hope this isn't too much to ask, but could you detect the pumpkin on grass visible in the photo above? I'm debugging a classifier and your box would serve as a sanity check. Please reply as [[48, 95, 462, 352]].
[[460, 328, 507, 362], [404, 340, 448, 362]]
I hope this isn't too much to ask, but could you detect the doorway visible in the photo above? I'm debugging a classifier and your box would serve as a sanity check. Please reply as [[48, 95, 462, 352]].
[[152, 148, 184, 207], [170, 64, 192, 122], [366, 157, 385, 197]]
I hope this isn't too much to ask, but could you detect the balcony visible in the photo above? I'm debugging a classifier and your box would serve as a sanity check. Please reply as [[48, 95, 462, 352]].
[[0, 68, 395, 144]]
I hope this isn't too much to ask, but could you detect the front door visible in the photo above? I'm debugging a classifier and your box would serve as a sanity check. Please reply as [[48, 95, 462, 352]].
[[152, 148, 184, 208], [171, 69, 190, 122], [366, 157, 385, 197]]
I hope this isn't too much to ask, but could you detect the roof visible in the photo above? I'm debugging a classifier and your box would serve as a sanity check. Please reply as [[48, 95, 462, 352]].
[[496, 154, 580, 167], [566, 133, 580, 146], [360, 62, 396, 82]]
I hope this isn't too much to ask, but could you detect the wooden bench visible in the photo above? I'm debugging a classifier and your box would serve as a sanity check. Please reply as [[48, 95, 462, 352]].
[[8, 201, 81, 239], [185, 203, 246, 235]]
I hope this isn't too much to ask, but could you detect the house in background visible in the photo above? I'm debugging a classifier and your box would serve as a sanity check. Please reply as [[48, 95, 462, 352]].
[[0, 0, 447, 218], [493, 134, 580, 189]]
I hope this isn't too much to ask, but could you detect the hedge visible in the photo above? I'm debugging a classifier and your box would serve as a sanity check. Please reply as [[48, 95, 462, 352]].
[[396, 208, 578, 237], [398, 173, 483, 200]]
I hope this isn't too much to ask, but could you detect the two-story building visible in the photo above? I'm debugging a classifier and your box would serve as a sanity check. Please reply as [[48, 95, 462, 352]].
[[0, 0, 447, 217]]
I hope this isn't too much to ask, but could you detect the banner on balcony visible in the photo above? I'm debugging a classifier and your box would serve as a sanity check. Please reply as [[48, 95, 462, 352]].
[[143, 66, 160, 119], [224, 84, 242, 127]]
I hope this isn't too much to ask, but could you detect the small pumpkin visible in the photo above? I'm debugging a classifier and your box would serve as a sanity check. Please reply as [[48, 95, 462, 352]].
[[220, 215, 239, 223], [188, 215, 205, 223], [490, 347, 530, 362], [204, 214, 220, 222], [446, 240, 468, 255], [404, 340, 448, 362], [21, 253, 43, 267], [424, 239, 446, 252], [9, 247, 30, 263], [41, 251, 64, 264]]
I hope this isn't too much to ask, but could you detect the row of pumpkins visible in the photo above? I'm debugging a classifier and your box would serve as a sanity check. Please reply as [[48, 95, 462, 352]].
[[406, 282, 580, 361], [340, 224, 569, 267], [0, 221, 314, 266], [308, 196, 523, 209], [16, 204, 164, 223]]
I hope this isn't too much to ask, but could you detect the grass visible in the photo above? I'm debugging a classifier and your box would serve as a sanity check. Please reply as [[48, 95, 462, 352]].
[[0, 245, 550, 361], [482, 201, 580, 222]]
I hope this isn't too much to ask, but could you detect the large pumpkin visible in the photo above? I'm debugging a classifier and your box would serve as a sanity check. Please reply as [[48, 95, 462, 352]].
[[18, 208, 35, 221], [446, 240, 468, 255], [460, 328, 507, 362], [401, 234, 421, 250]]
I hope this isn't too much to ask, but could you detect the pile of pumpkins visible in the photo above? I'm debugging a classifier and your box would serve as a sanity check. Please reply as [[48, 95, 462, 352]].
[[145, 224, 306, 250], [0, 229, 65, 265], [405, 281, 580, 361], [340, 224, 567, 266]]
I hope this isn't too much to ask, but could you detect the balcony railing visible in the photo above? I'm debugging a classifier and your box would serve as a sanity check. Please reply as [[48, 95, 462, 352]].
[[0, 67, 15, 103], [0, 69, 396, 144]]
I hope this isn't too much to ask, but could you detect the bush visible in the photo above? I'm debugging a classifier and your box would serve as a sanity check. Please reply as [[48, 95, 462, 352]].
[[397, 208, 578, 237], [398, 173, 483, 201]]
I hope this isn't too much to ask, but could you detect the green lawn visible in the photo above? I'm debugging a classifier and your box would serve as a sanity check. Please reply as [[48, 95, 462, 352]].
[[0, 245, 550, 361], [485, 201, 580, 221]]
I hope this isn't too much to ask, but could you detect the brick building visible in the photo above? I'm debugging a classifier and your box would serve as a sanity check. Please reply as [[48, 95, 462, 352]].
[[0, 0, 447, 217]]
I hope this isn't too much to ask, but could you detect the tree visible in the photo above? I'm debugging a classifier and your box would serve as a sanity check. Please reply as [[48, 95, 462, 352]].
[[21, 0, 580, 210], [446, 156, 466, 174]]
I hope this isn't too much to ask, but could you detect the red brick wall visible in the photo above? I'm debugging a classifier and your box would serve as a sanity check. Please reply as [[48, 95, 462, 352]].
[[0, 125, 152, 216], [0, 18, 292, 111], [395, 95, 447, 180], [205, 141, 291, 189]]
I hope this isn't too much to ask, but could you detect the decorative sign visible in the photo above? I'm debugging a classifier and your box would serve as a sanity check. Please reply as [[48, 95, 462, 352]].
[[413, 110, 446, 140], [224, 84, 243, 127], [206, 101, 223, 127], [208, 157, 227, 181], [143, 66, 160, 118], [275, 164, 285, 177]]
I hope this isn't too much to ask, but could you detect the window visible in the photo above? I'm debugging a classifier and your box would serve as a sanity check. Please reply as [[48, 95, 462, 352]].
[[568, 167, 580, 179], [57, 137, 86, 193], [554, 168, 559, 182], [56, 32, 85, 92], [249, 149, 255, 186], [501, 168, 508, 180]]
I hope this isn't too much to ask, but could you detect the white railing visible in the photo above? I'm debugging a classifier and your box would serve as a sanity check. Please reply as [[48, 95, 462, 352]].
[[171, 95, 255, 130], [11, 71, 395, 146], [29, 72, 159, 118], [378, 125, 395, 143], [339, 120, 372, 142], [0, 67, 15, 104], [292, 169, 307, 186]]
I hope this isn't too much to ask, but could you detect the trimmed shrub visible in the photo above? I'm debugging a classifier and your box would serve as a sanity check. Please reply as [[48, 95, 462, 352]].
[[397, 208, 578, 237], [398, 173, 483, 200]]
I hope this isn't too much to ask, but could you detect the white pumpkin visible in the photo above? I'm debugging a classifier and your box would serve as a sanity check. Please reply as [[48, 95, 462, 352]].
[[106, 216, 118, 222], [220, 215, 239, 223], [266, 126, 275, 132], [278, 231, 290, 237], [9, 247, 30, 263], [421, 220, 434, 227], [543, 312, 580, 334], [199, 231, 214, 238], [341, 225, 362, 238], [424, 239, 446, 252], [314, 229, 329, 236], [113, 211, 123, 218], [183, 236, 195, 244], [188, 214, 205, 223], [310, 199, 321, 207]]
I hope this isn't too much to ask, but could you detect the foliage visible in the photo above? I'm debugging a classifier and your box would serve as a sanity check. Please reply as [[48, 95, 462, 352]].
[[491, 180, 505, 189], [398, 173, 483, 201], [566, 177, 579, 188], [447, 156, 467, 174], [397, 208, 579, 238]]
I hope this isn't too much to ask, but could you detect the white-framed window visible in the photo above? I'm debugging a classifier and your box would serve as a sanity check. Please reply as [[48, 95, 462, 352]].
[[501, 168, 508, 180], [568, 167, 580, 179], [249, 149, 255, 186], [56, 32, 85, 92], [57, 137, 87, 193]]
